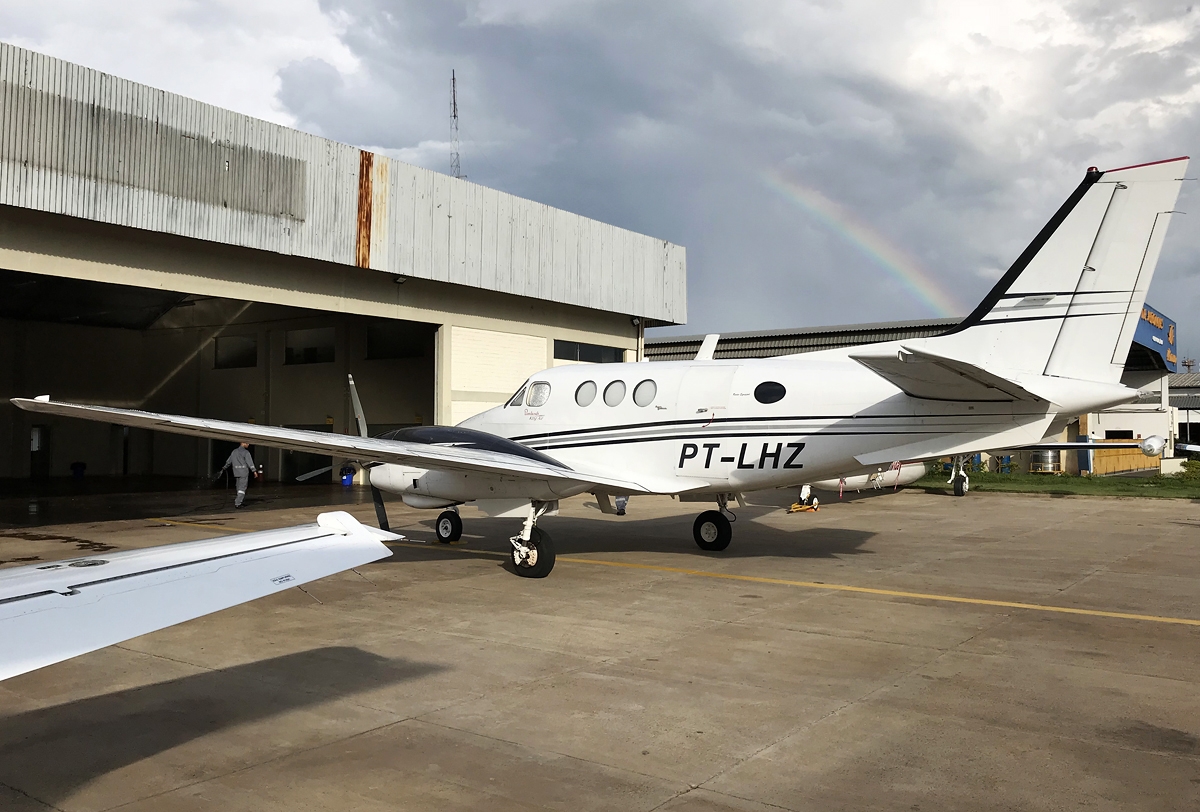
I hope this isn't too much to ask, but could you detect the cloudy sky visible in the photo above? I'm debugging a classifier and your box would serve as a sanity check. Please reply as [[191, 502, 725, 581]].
[[3, 1, 1198, 356]]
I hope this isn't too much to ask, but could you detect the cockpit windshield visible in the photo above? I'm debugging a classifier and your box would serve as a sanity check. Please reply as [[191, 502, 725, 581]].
[[506, 383, 528, 407]]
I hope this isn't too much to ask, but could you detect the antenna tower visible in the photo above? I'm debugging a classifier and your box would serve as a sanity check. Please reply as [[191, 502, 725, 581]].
[[450, 70, 464, 179]]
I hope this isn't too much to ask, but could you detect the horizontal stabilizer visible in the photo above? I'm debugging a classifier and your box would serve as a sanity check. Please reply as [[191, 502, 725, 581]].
[[850, 346, 1043, 402], [0, 512, 395, 681]]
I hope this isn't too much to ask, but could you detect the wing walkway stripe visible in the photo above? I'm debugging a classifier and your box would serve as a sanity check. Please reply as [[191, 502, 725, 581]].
[[383, 541, 1200, 627]]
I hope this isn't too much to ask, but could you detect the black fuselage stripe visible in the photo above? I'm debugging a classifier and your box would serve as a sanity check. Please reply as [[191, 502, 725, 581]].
[[530, 429, 947, 451], [509, 411, 1019, 442], [974, 310, 1124, 327], [996, 289, 1127, 299]]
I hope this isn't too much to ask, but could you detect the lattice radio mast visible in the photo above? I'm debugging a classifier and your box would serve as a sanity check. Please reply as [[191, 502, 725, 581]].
[[450, 70, 464, 179]]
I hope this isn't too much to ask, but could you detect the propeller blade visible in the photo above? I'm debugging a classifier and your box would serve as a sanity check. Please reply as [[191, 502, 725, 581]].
[[370, 484, 390, 531], [295, 465, 334, 482], [348, 374, 369, 439]]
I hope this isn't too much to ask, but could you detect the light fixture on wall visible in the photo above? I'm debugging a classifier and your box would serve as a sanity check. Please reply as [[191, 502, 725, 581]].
[[393, 275, 408, 285], [630, 317, 641, 326]]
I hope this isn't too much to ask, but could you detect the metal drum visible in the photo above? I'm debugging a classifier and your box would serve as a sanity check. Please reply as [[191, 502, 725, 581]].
[[1030, 449, 1062, 474]]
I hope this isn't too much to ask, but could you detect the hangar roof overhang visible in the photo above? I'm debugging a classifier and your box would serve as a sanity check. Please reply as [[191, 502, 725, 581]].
[[0, 42, 686, 326]]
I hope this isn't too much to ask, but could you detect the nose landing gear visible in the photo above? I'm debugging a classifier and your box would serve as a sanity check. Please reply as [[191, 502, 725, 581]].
[[510, 500, 557, 578]]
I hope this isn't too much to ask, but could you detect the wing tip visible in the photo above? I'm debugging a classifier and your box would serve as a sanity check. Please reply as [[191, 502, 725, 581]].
[[10, 395, 50, 410]]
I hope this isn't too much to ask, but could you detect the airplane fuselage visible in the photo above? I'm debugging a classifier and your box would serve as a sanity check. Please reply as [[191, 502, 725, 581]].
[[364, 349, 1134, 504]]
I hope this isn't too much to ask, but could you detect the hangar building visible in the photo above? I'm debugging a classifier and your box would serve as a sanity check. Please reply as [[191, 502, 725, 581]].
[[0, 43, 686, 483]]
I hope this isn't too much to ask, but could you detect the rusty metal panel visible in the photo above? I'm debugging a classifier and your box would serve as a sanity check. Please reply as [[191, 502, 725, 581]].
[[355, 149, 373, 268], [0, 42, 685, 322]]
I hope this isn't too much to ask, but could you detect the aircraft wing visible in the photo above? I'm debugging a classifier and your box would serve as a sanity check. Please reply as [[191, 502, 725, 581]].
[[9, 397, 651, 494], [849, 346, 1044, 402], [0, 511, 394, 682]]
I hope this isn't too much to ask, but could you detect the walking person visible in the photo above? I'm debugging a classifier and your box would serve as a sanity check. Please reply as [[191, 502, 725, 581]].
[[220, 442, 258, 509]]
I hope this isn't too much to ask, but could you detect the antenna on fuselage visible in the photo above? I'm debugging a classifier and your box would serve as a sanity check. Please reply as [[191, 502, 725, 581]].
[[695, 334, 720, 361]]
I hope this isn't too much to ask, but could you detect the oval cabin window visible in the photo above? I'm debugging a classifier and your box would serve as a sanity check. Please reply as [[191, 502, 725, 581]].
[[754, 381, 786, 404], [575, 380, 598, 407], [603, 380, 626, 406], [633, 379, 657, 407], [526, 382, 551, 407]]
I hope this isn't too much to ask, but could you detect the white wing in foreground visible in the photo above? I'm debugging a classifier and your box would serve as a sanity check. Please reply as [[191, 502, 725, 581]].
[[0, 511, 396, 682]]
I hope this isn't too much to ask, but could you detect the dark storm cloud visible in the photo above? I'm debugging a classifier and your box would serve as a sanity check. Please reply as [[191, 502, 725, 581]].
[[277, 1, 1200, 358]]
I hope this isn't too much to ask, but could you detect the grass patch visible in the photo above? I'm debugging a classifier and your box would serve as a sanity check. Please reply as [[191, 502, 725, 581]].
[[915, 468, 1200, 499]]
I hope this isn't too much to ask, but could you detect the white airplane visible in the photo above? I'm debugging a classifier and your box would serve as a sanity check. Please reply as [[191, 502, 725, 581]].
[[12, 157, 1187, 578], [0, 512, 396, 681]]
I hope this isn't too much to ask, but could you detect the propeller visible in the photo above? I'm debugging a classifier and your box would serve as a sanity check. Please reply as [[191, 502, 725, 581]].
[[349, 373, 391, 532]]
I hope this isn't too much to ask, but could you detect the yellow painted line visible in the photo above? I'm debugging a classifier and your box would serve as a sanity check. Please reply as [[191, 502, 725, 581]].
[[153, 517, 251, 533], [554, 557, 1200, 628], [384, 542, 1200, 626]]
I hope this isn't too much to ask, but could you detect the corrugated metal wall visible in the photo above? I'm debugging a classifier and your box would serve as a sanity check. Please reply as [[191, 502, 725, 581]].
[[646, 319, 960, 361], [0, 42, 685, 323]]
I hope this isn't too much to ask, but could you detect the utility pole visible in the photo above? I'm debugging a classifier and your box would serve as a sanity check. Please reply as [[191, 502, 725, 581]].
[[450, 70, 464, 180]]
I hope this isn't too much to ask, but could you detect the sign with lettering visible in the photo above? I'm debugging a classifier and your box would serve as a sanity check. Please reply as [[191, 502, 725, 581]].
[[1133, 303, 1177, 372]]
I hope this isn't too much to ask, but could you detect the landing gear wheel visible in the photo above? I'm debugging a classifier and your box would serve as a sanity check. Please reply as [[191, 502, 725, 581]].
[[511, 527, 555, 578], [693, 510, 732, 552], [435, 510, 463, 542], [953, 474, 968, 497]]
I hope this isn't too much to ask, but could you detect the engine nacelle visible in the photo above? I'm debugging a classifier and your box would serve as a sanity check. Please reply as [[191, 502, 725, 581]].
[[368, 462, 567, 506]]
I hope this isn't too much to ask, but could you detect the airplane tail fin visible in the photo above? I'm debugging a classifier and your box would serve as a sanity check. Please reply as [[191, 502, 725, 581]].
[[927, 157, 1187, 385]]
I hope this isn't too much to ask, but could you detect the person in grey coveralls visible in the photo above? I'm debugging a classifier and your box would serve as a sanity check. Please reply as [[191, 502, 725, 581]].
[[221, 442, 258, 508]]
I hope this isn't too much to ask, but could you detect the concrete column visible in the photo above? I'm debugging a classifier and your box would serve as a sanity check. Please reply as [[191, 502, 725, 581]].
[[434, 323, 452, 426]]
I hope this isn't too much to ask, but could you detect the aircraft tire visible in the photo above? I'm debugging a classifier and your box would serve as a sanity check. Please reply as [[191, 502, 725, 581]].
[[953, 475, 967, 497], [693, 510, 732, 552], [435, 510, 463, 542], [512, 527, 555, 578]]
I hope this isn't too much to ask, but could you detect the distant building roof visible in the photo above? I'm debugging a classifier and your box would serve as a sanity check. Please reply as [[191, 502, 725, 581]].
[[1169, 373, 1200, 389], [1171, 395, 1200, 411], [645, 318, 960, 361]]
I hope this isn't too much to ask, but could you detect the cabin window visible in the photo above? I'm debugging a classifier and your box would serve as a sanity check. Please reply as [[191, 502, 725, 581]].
[[575, 381, 598, 407], [754, 381, 786, 404], [506, 385, 527, 407], [633, 379, 657, 407], [526, 382, 551, 408], [603, 380, 626, 406]]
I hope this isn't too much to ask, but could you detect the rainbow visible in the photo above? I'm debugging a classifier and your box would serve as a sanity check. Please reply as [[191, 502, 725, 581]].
[[761, 171, 963, 318]]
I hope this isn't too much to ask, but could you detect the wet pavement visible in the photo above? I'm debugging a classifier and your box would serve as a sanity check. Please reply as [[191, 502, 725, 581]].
[[0, 476, 370, 528]]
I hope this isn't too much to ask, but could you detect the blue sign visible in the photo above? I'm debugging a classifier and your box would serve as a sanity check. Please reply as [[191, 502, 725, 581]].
[[1133, 302, 1177, 372]]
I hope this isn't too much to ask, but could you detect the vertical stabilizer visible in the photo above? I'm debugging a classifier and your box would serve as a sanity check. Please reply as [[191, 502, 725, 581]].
[[929, 157, 1187, 384]]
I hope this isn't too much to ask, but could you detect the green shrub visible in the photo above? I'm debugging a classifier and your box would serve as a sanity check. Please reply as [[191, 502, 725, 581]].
[[1175, 459, 1200, 481]]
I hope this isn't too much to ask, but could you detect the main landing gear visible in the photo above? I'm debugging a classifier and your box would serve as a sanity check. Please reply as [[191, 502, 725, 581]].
[[948, 455, 970, 497], [435, 509, 463, 542], [693, 494, 734, 552], [510, 501, 556, 578]]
